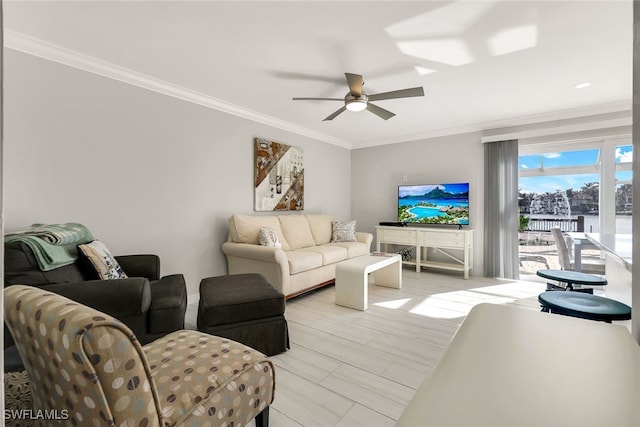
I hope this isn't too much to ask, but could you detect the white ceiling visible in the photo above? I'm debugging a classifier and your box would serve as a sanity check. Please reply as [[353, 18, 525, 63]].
[[3, 1, 633, 149]]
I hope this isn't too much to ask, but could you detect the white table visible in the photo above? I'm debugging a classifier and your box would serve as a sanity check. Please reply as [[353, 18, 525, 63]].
[[586, 233, 633, 306], [566, 232, 595, 271], [375, 226, 473, 278], [397, 303, 640, 427], [585, 233, 633, 271], [334, 253, 402, 310], [567, 232, 632, 273]]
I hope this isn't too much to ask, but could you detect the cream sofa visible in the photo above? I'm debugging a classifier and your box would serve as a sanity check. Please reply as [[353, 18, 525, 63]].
[[222, 214, 373, 298]]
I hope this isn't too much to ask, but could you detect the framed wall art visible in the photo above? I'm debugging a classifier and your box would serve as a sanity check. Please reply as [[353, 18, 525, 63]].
[[254, 138, 304, 211]]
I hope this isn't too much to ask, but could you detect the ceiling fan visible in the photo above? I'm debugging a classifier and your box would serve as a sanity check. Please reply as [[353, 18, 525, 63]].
[[292, 72, 424, 121]]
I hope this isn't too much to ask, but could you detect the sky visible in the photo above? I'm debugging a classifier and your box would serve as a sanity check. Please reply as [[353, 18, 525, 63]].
[[399, 183, 469, 197], [519, 145, 633, 194]]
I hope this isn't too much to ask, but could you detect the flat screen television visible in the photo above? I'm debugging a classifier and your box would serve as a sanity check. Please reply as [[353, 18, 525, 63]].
[[398, 183, 469, 225]]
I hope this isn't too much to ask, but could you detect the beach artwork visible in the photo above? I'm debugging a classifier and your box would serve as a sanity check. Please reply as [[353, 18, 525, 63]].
[[398, 183, 469, 225]]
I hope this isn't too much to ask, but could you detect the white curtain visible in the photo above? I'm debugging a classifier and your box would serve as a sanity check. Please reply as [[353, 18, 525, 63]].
[[484, 139, 519, 279]]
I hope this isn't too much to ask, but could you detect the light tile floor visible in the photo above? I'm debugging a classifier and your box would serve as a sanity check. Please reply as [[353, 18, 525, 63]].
[[184, 269, 621, 426]]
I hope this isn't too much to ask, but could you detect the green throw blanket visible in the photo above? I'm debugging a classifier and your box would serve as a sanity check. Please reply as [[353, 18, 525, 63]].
[[5, 223, 94, 271]]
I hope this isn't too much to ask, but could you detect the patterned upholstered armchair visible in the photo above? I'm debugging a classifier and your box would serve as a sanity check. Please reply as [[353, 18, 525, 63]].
[[4, 285, 275, 427]]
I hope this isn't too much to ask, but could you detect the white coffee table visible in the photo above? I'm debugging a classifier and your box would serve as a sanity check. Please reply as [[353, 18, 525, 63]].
[[335, 253, 402, 310], [396, 303, 640, 426]]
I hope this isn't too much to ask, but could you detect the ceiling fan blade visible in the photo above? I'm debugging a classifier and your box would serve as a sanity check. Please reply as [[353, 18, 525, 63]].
[[292, 97, 343, 101], [345, 73, 363, 97], [366, 103, 396, 120], [323, 106, 347, 121], [368, 87, 425, 102]]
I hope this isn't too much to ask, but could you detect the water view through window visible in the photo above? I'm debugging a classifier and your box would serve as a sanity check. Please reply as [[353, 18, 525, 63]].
[[519, 146, 632, 231], [518, 144, 632, 273]]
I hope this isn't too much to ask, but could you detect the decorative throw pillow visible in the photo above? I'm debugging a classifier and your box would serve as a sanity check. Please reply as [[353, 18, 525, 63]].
[[259, 226, 282, 248], [77, 240, 128, 280], [332, 220, 357, 242]]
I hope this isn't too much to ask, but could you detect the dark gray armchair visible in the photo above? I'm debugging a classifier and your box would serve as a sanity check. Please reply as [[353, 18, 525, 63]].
[[4, 241, 187, 351]]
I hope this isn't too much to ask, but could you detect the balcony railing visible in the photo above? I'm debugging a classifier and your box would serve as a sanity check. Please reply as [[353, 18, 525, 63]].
[[525, 216, 584, 232]]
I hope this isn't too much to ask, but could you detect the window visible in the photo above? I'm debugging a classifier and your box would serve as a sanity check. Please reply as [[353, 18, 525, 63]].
[[519, 149, 600, 171], [517, 139, 632, 273], [615, 144, 633, 233], [519, 148, 601, 219]]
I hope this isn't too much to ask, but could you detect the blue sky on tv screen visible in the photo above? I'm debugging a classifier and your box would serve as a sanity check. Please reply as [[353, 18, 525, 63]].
[[519, 146, 632, 194], [399, 183, 468, 197]]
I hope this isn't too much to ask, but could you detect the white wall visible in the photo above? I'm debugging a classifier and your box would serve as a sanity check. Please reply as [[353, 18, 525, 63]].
[[632, 0, 640, 343], [3, 50, 352, 295], [351, 132, 485, 275]]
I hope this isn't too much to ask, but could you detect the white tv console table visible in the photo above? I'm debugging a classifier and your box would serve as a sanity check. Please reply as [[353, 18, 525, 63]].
[[375, 225, 473, 279]]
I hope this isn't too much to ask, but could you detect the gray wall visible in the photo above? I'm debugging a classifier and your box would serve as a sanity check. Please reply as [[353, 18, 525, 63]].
[[351, 132, 485, 275], [4, 50, 352, 296]]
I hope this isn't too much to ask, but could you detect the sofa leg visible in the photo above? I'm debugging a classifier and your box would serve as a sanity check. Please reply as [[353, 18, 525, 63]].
[[255, 407, 269, 427]]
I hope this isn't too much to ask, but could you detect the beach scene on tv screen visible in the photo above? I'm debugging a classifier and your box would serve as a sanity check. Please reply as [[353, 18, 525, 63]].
[[398, 183, 469, 225]]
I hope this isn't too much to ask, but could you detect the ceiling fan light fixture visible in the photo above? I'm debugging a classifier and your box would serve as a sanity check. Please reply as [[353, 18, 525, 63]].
[[345, 93, 368, 112], [293, 73, 423, 121], [346, 99, 367, 112]]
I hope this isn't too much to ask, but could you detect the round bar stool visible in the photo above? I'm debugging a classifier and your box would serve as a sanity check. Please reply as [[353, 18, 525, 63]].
[[536, 269, 607, 293], [538, 291, 631, 323]]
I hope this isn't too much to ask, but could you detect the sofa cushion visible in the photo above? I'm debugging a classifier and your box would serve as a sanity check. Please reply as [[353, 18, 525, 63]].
[[306, 214, 334, 245], [279, 215, 316, 250], [285, 251, 323, 274], [229, 214, 290, 250], [325, 241, 370, 258], [332, 220, 357, 242], [300, 245, 348, 265]]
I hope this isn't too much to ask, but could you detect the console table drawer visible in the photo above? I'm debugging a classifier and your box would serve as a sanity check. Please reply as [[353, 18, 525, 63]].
[[377, 229, 417, 244], [419, 231, 466, 247]]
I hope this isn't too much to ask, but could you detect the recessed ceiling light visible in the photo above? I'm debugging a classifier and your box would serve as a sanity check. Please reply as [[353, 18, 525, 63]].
[[575, 82, 592, 89]]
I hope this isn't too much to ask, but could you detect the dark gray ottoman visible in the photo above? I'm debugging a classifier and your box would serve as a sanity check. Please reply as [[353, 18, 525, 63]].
[[197, 273, 289, 356]]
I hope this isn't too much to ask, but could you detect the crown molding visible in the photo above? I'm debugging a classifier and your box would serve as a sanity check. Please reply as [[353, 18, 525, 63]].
[[351, 100, 632, 149], [5, 30, 632, 152], [479, 101, 632, 142], [4, 30, 352, 149]]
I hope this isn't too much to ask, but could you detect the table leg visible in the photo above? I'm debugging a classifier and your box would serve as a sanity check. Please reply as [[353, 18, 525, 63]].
[[573, 240, 582, 271], [335, 267, 368, 311], [373, 259, 402, 289]]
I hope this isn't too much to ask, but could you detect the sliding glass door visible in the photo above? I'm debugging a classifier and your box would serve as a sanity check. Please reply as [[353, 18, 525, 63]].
[[517, 137, 632, 273]]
